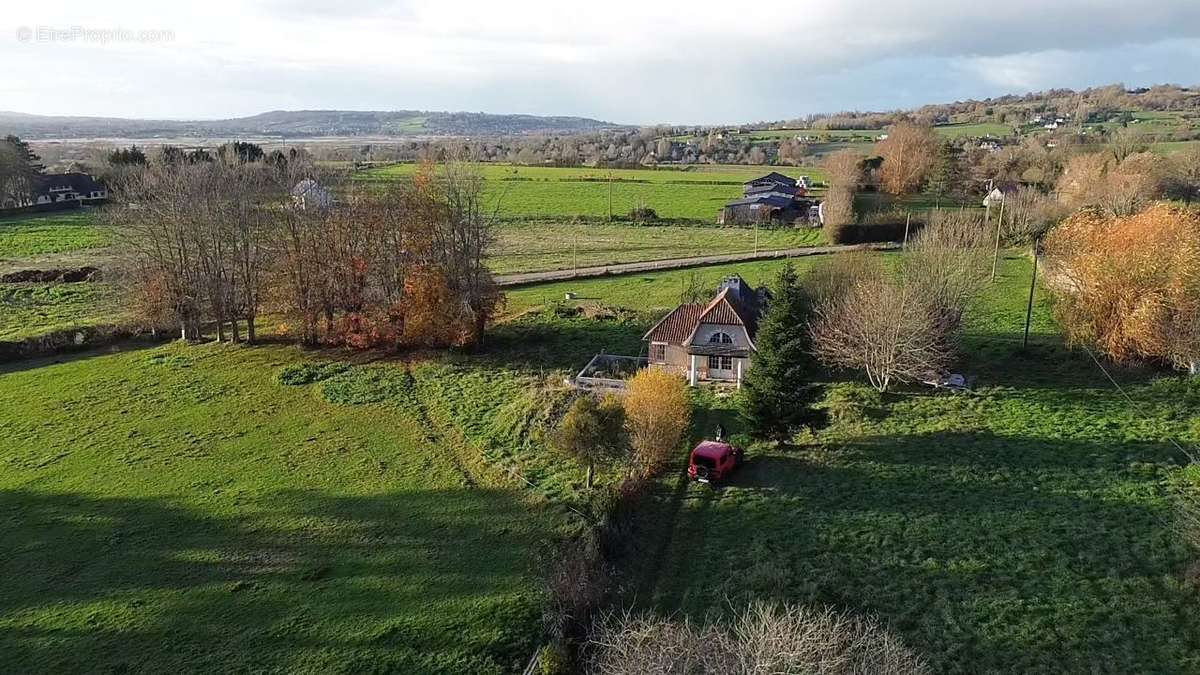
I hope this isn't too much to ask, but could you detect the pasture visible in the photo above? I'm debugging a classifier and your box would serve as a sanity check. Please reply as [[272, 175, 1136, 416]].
[[0, 210, 109, 262], [358, 164, 825, 222], [0, 282, 122, 342], [0, 338, 595, 674], [490, 221, 823, 275]]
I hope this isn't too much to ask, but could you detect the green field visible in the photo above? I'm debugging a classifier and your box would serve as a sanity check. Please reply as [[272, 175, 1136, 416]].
[[0, 210, 109, 261], [0, 282, 123, 342], [491, 222, 824, 275], [359, 164, 825, 222], [933, 122, 1016, 138], [0, 339, 602, 673]]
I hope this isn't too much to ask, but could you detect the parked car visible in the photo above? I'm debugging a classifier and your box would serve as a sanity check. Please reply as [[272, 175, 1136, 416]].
[[687, 440, 744, 483]]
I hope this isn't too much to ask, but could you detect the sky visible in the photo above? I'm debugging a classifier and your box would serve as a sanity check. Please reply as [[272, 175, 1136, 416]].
[[3, 0, 1200, 125]]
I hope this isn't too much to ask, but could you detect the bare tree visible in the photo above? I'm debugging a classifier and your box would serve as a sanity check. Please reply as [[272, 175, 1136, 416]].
[[810, 274, 954, 392], [587, 602, 928, 675], [1002, 186, 1064, 244], [902, 210, 991, 334]]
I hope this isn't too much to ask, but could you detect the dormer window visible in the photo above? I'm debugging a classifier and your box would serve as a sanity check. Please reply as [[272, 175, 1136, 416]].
[[709, 332, 733, 344]]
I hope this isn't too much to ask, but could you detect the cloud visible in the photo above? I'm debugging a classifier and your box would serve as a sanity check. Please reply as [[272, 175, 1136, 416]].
[[2, 0, 1199, 123]]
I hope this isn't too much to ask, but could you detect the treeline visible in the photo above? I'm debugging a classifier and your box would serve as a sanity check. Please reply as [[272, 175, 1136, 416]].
[[111, 151, 498, 349], [818, 121, 1200, 243], [774, 83, 1200, 132]]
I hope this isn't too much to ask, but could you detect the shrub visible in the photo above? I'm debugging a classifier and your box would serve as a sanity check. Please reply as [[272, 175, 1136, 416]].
[[623, 368, 691, 477], [275, 361, 351, 386], [628, 206, 658, 222], [1045, 203, 1200, 372]]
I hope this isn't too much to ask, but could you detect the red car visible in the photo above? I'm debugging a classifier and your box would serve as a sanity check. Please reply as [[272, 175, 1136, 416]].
[[687, 441, 744, 483]]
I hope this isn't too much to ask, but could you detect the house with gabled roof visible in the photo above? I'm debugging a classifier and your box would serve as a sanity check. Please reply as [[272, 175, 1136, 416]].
[[643, 274, 768, 387]]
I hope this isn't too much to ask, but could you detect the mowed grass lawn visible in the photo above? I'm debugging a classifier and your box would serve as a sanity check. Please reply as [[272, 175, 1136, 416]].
[[0, 343, 574, 674], [359, 164, 825, 222], [512, 253, 1200, 673], [0, 210, 109, 261]]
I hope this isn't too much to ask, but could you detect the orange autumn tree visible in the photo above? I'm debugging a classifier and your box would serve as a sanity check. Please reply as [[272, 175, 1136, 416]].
[[623, 368, 691, 478], [875, 121, 938, 195], [1045, 203, 1200, 373]]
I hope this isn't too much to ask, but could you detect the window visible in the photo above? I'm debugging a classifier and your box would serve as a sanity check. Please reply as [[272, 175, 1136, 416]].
[[708, 332, 733, 344], [708, 355, 733, 371], [650, 343, 666, 362]]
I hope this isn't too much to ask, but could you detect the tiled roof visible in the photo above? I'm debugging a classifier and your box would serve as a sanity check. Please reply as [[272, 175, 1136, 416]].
[[643, 303, 703, 344]]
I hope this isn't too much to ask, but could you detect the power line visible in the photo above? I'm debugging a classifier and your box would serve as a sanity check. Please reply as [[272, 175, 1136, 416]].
[[1081, 344, 1196, 463]]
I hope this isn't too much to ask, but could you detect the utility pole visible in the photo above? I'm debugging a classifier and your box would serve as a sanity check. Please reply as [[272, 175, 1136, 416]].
[[607, 171, 613, 222], [991, 196, 1005, 282], [1023, 236, 1040, 349], [754, 219, 760, 255]]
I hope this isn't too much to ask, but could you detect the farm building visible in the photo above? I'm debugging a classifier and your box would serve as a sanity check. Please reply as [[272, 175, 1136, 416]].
[[644, 274, 768, 387], [2, 173, 108, 210], [719, 171, 819, 225]]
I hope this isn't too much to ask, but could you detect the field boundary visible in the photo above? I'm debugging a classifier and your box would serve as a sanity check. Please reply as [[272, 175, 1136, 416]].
[[493, 242, 901, 286]]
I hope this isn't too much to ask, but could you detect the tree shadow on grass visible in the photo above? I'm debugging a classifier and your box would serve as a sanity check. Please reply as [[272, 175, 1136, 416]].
[[648, 431, 1200, 674], [0, 488, 548, 675], [479, 314, 647, 372]]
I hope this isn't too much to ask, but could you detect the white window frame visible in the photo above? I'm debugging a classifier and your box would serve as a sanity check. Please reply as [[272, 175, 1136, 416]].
[[708, 355, 733, 371], [650, 342, 667, 363], [708, 331, 733, 344]]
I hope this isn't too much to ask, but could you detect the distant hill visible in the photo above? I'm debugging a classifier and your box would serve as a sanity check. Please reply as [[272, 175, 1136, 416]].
[[0, 109, 625, 140]]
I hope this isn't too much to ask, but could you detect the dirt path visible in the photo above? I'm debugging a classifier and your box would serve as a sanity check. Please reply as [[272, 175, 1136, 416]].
[[493, 242, 901, 287]]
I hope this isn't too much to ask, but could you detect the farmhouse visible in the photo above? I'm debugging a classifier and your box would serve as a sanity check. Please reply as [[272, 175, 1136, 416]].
[[1, 173, 108, 210], [644, 274, 768, 387], [718, 171, 819, 226]]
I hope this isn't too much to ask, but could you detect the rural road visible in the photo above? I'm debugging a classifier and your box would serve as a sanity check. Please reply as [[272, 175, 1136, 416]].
[[493, 242, 902, 287]]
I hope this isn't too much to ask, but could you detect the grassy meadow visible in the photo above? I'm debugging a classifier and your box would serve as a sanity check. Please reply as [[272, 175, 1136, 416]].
[[0, 282, 123, 342], [0, 210, 109, 261], [490, 221, 824, 275], [358, 164, 826, 222], [0, 336, 609, 674]]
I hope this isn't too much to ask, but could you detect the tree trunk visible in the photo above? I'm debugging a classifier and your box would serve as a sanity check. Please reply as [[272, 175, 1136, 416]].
[[246, 315, 257, 344], [230, 319, 241, 344], [586, 463, 594, 490], [216, 320, 225, 343]]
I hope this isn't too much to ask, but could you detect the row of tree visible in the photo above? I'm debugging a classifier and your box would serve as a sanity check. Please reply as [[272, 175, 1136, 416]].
[[113, 154, 498, 349]]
